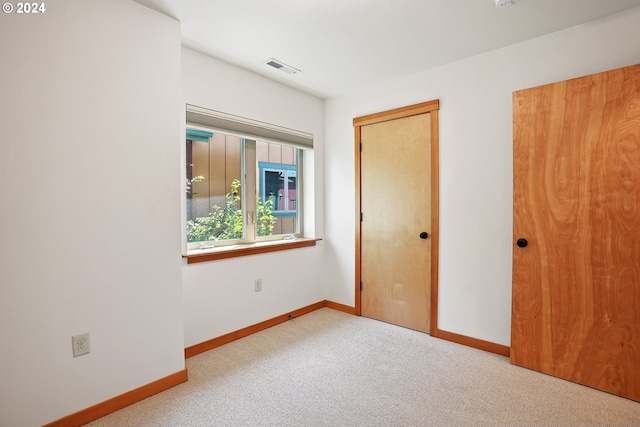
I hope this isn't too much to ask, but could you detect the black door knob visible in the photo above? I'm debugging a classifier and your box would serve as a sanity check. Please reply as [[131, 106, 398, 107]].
[[516, 238, 528, 248], [419, 232, 429, 239]]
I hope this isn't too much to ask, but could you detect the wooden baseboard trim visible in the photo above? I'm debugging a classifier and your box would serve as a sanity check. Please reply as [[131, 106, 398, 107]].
[[324, 300, 357, 315], [435, 329, 510, 357], [42, 369, 188, 427], [41, 301, 355, 426], [185, 300, 327, 358]]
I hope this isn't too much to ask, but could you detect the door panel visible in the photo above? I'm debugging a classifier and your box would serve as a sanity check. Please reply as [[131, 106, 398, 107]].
[[361, 113, 431, 332], [511, 64, 640, 401]]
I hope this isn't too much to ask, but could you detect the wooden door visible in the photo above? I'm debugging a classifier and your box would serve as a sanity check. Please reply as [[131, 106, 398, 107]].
[[511, 64, 640, 401], [357, 105, 437, 333]]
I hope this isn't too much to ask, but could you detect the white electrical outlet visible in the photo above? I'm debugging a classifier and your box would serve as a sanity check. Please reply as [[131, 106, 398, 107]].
[[254, 278, 262, 292], [72, 332, 91, 357]]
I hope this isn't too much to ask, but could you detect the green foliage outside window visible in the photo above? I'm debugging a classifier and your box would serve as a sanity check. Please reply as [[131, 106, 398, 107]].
[[186, 179, 276, 242]]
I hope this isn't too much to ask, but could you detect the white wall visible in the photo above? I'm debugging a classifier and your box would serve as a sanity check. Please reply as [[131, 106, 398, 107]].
[[0, 1, 184, 426], [324, 8, 640, 346], [181, 48, 326, 348]]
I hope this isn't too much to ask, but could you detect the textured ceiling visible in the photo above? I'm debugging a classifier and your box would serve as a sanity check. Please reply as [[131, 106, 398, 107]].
[[134, 0, 640, 98]]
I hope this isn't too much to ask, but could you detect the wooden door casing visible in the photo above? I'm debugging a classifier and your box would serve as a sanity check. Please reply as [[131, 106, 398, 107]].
[[511, 64, 640, 401]]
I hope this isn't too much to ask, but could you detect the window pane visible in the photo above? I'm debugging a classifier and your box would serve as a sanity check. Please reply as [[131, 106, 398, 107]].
[[186, 131, 244, 243], [287, 171, 297, 211], [264, 170, 282, 210]]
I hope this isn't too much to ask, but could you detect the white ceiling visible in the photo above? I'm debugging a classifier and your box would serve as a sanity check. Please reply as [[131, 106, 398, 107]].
[[134, 0, 640, 99]]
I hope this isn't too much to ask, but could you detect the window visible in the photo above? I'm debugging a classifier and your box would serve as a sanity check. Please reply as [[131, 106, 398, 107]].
[[185, 105, 312, 254], [260, 163, 297, 216]]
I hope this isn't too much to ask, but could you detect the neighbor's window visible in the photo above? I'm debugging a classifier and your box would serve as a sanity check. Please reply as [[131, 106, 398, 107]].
[[258, 159, 298, 235], [186, 128, 302, 251]]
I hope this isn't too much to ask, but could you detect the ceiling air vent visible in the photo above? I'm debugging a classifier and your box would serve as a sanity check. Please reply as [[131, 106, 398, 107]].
[[264, 58, 301, 75], [494, 0, 517, 6]]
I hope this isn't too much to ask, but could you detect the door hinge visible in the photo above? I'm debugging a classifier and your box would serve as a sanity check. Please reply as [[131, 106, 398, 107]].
[[360, 212, 363, 222], [360, 281, 363, 291], [360, 142, 363, 152]]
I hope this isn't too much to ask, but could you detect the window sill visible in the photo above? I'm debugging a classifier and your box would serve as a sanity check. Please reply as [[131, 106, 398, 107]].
[[183, 238, 321, 264]]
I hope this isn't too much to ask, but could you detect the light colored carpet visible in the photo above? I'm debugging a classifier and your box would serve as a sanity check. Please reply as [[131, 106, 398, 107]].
[[85, 308, 640, 426]]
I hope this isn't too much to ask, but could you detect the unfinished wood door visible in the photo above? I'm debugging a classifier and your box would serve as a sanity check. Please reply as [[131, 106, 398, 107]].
[[360, 112, 432, 332], [511, 64, 640, 401]]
